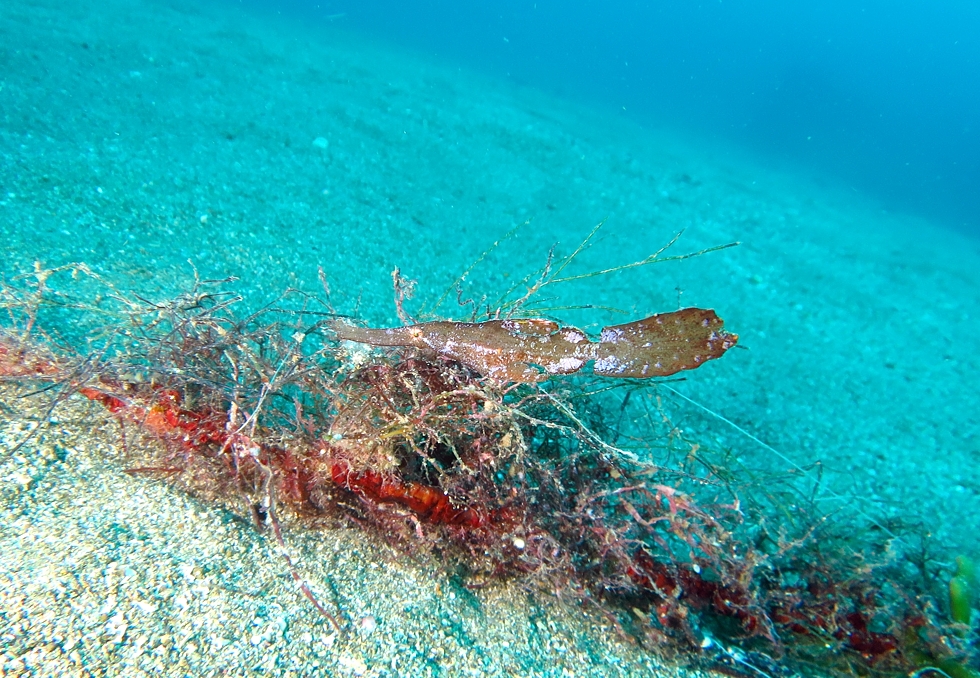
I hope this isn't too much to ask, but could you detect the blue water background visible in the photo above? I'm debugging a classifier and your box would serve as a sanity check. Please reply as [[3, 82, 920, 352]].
[[276, 0, 980, 233]]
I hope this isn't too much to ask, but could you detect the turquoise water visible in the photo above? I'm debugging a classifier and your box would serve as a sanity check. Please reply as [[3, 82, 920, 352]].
[[338, 1, 980, 233], [2, 0, 979, 674]]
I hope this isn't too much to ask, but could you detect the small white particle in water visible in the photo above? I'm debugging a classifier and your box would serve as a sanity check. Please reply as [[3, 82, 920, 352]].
[[513, 537, 525, 550], [312, 137, 329, 149]]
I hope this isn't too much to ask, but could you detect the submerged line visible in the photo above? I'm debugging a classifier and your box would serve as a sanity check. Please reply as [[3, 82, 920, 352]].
[[660, 384, 901, 542]]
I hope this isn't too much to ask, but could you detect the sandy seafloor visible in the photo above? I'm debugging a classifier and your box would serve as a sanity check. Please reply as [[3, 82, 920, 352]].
[[1, 0, 979, 675]]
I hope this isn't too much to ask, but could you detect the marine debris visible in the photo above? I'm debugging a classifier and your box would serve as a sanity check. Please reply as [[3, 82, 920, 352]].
[[0, 246, 977, 678]]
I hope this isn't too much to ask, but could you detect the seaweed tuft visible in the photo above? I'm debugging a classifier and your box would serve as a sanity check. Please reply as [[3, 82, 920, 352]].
[[1, 250, 977, 677]]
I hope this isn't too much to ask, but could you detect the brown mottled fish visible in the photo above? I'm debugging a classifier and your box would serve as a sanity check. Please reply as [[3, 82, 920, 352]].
[[329, 308, 737, 384]]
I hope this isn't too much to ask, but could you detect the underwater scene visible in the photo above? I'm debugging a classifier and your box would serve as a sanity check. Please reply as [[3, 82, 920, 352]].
[[1, 0, 978, 676]]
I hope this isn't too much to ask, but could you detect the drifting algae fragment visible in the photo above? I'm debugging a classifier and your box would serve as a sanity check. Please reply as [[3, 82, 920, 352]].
[[328, 308, 737, 384]]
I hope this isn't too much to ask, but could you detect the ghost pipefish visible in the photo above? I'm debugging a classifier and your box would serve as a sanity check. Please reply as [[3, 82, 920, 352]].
[[327, 307, 737, 385]]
